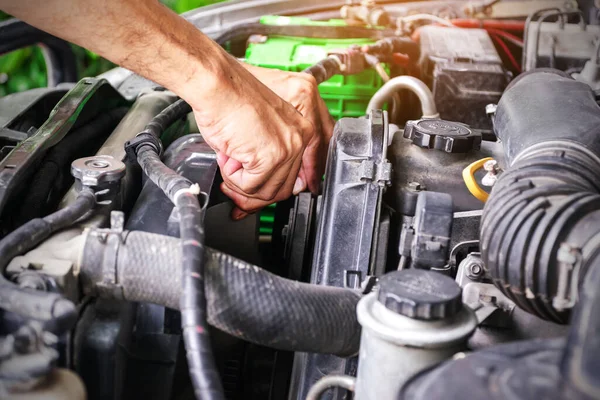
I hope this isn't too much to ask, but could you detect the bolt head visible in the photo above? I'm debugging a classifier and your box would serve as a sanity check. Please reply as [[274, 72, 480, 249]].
[[469, 264, 483, 276]]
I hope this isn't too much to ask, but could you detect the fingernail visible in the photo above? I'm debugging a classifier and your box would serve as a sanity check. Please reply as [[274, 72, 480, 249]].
[[231, 208, 248, 221], [293, 177, 305, 195]]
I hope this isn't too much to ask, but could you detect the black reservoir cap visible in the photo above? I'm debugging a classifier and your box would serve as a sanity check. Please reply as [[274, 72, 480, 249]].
[[377, 269, 462, 320], [404, 119, 482, 153]]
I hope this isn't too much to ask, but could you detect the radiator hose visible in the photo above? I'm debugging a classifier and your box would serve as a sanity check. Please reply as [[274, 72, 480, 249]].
[[481, 69, 600, 323], [79, 229, 362, 357]]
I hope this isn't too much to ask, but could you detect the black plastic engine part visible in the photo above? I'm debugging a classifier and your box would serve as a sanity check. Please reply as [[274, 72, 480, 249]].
[[386, 135, 504, 214], [419, 26, 510, 131], [0, 87, 69, 158], [481, 69, 600, 323], [398, 191, 453, 270], [403, 119, 482, 154], [0, 78, 127, 221], [290, 110, 391, 400]]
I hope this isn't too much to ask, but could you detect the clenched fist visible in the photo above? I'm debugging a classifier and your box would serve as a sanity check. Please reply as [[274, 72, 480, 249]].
[[192, 61, 334, 220]]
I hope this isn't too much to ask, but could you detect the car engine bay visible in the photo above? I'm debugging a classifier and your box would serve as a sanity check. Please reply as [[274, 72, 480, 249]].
[[2, 0, 600, 399]]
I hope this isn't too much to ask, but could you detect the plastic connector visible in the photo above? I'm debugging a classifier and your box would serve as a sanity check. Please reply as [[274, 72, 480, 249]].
[[124, 131, 164, 162]]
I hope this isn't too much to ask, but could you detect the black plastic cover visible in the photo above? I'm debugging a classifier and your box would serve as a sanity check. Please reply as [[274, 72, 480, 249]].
[[419, 26, 509, 131], [378, 269, 462, 320], [290, 110, 391, 400]]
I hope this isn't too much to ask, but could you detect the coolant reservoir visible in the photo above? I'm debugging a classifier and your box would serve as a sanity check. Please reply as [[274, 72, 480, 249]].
[[355, 269, 477, 400]]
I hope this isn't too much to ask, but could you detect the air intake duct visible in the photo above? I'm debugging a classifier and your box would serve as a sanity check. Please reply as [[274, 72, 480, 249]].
[[480, 69, 600, 323]]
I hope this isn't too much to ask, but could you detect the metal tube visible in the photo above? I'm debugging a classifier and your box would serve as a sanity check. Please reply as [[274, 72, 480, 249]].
[[306, 375, 356, 400], [367, 76, 439, 119]]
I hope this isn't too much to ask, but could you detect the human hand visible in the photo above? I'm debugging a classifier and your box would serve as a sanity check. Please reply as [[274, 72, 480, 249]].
[[242, 65, 335, 194], [189, 59, 333, 220]]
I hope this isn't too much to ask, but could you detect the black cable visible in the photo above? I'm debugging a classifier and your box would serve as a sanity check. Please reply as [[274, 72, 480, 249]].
[[0, 189, 95, 332], [133, 99, 224, 400]]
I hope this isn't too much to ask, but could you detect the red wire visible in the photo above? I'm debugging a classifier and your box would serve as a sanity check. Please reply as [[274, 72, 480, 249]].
[[490, 33, 521, 73], [486, 28, 523, 46], [450, 19, 525, 31]]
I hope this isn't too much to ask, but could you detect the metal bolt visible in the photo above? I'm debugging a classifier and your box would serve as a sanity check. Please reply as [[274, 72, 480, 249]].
[[467, 262, 484, 280], [407, 182, 425, 192]]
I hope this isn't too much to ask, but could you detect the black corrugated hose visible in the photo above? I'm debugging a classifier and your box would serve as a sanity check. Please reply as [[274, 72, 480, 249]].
[[0, 188, 96, 333], [80, 230, 362, 357], [133, 99, 225, 400]]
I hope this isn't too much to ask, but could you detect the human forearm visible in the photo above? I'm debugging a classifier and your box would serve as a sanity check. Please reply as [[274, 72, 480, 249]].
[[0, 0, 236, 108], [2, 0, 334, 218]]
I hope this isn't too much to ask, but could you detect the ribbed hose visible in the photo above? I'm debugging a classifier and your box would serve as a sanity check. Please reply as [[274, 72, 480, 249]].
[[0, 189, 95, 332], [80, 230, 362, 357], [304, 57, 343, 85], [481, 70, 600, 323], [361, 37, 421, 61], [134, 98, 224, 400]]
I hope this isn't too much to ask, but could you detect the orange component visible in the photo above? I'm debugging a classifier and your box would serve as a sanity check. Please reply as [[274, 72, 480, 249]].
[[450, 19, 526, 31], [392, 52, 410, 67]]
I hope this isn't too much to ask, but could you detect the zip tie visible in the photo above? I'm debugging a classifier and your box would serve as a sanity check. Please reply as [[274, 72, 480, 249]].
[[173, 183, 201, 204]]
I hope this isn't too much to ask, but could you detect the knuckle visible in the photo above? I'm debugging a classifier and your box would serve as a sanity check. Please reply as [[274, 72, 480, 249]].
[[270, 145, 288, 166], [304, 74, 318, 88]]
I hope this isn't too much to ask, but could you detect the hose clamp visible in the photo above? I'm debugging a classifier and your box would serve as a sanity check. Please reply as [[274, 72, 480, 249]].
[[124, 131, 164, 161]]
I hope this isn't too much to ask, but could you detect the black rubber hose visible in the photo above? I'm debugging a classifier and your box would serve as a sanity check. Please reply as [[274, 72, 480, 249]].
[[80, 230, 362, 357], [0, 189, 95, 332], [134, 99, 223, 400], [0, 19, 77, 85], [361, 37, 420, 61], [138, 99, 192, 143], [304, 57, 343, 85], [481, 70, 600, 323]]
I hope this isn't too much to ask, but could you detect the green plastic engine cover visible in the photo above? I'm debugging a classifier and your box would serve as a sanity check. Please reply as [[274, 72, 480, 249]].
[[245, 16, 384, 120]]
